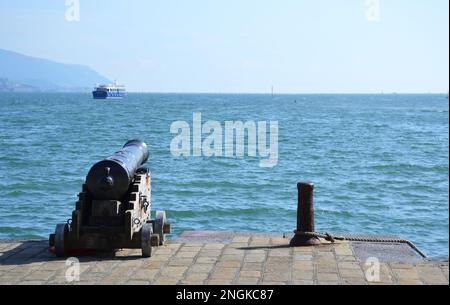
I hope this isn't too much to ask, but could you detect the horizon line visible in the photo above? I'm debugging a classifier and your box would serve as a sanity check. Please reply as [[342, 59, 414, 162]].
[[1, 91, 448, 95], [127, 91, 449, 95]]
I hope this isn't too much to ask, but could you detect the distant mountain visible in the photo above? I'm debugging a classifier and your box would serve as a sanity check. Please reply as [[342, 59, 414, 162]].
[[0, 49, 111, 92], [0, 78, 39, 92]]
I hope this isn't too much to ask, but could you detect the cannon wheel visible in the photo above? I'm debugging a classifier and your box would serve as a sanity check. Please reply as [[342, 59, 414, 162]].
[[55, 224, 69, 257], [155, 211, 167, 246], [141, 223, 153, 258]]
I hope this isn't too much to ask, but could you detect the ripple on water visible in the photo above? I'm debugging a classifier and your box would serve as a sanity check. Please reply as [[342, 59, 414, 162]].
[[0, 93, 448, 258]]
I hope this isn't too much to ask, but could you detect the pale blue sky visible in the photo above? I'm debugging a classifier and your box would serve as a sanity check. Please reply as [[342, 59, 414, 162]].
[[0, 0, 448, 93]]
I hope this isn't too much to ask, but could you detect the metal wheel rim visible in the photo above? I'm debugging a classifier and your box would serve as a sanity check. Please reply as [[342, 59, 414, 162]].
[[141, 223, 153, 257], [155, 211, 166, 245], [55, 224, 68, 257]]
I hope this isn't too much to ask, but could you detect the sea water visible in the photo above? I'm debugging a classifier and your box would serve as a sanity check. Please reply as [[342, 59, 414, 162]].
[[0, 93, 448, 258]]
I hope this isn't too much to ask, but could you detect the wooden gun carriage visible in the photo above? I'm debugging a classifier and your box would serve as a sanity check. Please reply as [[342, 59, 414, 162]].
[[49, 140, 170, 257]]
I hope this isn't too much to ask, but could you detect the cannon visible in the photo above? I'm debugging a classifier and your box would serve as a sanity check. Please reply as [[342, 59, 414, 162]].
[[49, 140, 171, 257]]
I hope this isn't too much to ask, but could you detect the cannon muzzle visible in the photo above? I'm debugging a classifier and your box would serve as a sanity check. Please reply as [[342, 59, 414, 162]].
[[86, 140, 149, 200]]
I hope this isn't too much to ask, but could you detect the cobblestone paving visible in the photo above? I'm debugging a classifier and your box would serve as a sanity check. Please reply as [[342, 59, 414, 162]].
[[0, 234, 448, 285]]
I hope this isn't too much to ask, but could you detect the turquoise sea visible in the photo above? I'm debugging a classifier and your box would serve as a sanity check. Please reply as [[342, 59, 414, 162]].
[[0, 93, 448, 258]]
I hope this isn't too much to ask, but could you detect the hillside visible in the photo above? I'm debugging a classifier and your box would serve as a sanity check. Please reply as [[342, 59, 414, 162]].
[[0, 49, 110, 92]]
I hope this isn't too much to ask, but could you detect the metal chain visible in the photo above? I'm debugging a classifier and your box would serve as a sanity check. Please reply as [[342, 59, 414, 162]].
[[294, 231, 428, 259]]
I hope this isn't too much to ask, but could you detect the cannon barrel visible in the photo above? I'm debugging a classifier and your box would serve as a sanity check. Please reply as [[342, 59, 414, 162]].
[[86, 140, 149, 200]]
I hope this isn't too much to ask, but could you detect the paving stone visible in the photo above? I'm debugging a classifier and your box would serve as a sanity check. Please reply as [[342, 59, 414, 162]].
[[236, 277, 260, 285], [148, 255, 170, 263], [189, 264, 214, 273], [335, 247, 354, 256], [417, 266, 448, 285], [293, 247, 313, 253], [179, 279, 206, 285], [99, 276, 128, 285], [176, 251, 200, 258], [196, 257, 219, 264], [198, 250, 222, 257], [265, 266, 290, 276], [24, 270, 56, 282], [211, 268, 239, 280], [338, 262, 362, 270], [292, 271, 314, 280], [339, 268, 365, 278], [294, 254, 313, 261], [203, 244, 225, 250], [392, 268, 420, 280], [317, 273, 340, 283], [168, 258, 195, 266], [183, 273, 209, 281], [132, 269, 159, 281], [239, 271, 261, 278], [142, 260, 166, 269], [166, 243, 182, 250], [268, 249, 289, 257], [84, 263, 116, 273], [228, 243, 249, 249], [292, 261, 314, 271], [0, 234, 447, 286], [0, 265, 16, 272], [0, 276, 20, 284], [18, 280, 47, 285], [441, 267, 449, 280], [72, 280, 100, 285], [247, 249, 266, 255], [315, 264, 338, 273], [244, 255, 266, 263], [207, 279, 233, 285], [220, 255, 245, 262], [182, 243, 204, 248], [125, 280, 150, 285], [251, 237, 271, 242], [179, 245, 202, 251], [263, 272, 290, 282], [390, 263, 414, 269], [397, 279, 424, 285], [241, 263, 263, 271], [291, 280, 315, 285], [160, 266, 187, 277], [265, 256, 290, 265], [153, 277, 180, 285], [216, 261, 242, 268], [223, 249, 245, 255], [341, 277, 368, 285], [336, 256, 357, 262]]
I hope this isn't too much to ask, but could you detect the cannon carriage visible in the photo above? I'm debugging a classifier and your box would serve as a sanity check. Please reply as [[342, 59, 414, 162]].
[[49, 140, 171, 257]]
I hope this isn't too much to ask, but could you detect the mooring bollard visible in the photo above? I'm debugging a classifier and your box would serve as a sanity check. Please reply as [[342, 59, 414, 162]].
[[290, 182, 321, 246]]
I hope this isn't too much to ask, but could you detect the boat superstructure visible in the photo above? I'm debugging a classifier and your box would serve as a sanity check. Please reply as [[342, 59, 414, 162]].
[[93, 83, 126, 99]]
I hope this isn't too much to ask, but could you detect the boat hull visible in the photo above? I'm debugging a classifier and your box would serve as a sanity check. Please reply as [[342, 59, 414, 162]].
[[92, 90, 126, 99]]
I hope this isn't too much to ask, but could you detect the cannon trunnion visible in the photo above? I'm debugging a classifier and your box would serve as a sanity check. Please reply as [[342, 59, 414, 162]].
[[49, 140, 171, 257]]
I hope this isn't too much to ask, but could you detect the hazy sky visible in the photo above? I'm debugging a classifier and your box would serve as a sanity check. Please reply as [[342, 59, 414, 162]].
[[0, 0, 448, 93]]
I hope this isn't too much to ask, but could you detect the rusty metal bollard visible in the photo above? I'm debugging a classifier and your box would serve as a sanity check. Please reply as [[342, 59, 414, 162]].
[[290, 182, 321, 247]]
